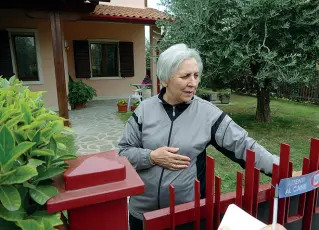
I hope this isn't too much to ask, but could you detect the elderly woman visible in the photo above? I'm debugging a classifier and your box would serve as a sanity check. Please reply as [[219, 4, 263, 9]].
[[118, 43, 279, 230]]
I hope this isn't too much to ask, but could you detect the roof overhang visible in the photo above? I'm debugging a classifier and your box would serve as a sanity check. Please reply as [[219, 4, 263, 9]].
[[82, 14, 157, 25], [0, 0, 110, 13], [82, 5, 168, 25]]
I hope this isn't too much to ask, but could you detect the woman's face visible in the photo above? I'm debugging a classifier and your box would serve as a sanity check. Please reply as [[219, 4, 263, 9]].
[[163, 58, 200, 105]]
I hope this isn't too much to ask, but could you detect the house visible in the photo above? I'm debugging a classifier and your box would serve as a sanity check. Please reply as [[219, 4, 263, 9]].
[[0, 0, 165, 122]]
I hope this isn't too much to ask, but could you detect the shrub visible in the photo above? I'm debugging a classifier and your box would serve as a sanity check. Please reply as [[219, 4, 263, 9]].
[[196, 88, 213, 101], [0, 76, 76, 229], [67, 80, 97, 108]]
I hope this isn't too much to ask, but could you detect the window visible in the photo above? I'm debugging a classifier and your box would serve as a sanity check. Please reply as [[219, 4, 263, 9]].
[[73, 40, 134, 79], [10, 31, 40, 82], [90, 42, 119, 77]]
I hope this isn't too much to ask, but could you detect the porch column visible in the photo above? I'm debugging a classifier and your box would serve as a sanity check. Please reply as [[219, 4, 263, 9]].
[[150, 25, 161, 96], [50, 11, 69, 125]]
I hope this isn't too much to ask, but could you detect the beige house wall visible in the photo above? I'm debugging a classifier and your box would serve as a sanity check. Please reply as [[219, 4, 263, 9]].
[[63, 21, 146, 100], [0, 9, 147, 110], [0, 9, 60, 110]]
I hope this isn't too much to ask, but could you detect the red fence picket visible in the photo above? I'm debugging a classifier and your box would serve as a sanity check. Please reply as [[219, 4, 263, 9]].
[[205, 157, 214, 230], [235, 172, 243, 208], [286, 158, 309, 224], [278, 143, 290, 225], [213, 177, 221, 229], [243, 149, 255, 214], [194, 180, 201, 230], [268, 164, 279, 224], [143, 138, 319, 230], [252, 168, 260, 218], [302, 138, 319, 230], [170, 185, 175, 230]]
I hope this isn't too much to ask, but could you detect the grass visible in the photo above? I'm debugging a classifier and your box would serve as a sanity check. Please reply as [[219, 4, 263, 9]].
[[211, 93, 319, 193], [117, 94, 319, 193], [118, 111, 133, 123]]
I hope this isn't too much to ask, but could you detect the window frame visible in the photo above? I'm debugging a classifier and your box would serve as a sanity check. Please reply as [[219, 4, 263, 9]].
[[7, 28, 43, 85], [88, 39, 121, 80]]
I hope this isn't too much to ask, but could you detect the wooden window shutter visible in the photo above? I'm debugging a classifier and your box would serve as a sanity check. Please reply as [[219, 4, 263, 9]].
[[73, 40, 91, 78], [0, 30, 14, 79], [119, 42, 134, 77]]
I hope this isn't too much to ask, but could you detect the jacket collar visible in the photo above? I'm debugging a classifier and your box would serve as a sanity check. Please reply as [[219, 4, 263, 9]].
[[158, 87, 194, 106], [157, 87, 193, 121]]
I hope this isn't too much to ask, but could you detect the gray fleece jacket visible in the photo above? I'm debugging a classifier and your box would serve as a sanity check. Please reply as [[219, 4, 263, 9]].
[[118, 88, 279, 220]]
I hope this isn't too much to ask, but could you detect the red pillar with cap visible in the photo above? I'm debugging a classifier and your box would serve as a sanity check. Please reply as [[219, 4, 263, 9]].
[[47, 150, 144, 230]]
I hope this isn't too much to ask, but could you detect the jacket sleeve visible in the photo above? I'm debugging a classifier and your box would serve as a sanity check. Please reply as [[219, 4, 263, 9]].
[[211, 112, 279, 175], [118, 107, 155, 170]]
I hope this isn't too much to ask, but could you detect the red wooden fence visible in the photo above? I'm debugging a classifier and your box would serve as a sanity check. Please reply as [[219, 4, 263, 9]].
[[143, 138, 319, 230]]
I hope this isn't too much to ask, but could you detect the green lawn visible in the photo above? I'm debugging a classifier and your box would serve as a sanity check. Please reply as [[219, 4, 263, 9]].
[[117, 94, 319, 193], [118, 111, 133, 123]]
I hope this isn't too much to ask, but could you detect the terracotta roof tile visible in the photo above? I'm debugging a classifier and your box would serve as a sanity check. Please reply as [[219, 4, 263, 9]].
[[91, 5, 168, 20]]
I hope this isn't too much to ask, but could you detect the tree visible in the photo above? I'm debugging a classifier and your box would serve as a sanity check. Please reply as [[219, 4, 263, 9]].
[[157, 0, 319, 122]]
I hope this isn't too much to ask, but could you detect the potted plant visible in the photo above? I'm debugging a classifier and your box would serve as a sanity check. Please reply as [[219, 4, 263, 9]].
[[141, 74, 152, 99], [117, 99, 128, 113], [67, 80, 97, 109], [217, 88, 231, 104], [0, 76, 76, 229], [196, 88, 212, 101], [131, 101, 139, 111]]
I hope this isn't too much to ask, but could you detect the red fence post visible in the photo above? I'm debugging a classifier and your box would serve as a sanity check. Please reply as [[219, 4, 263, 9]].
[[278, 143, 290, 225], [298, 158, 310, 217], [236, 172, 243, 208], [206, 156, 215, 230], [302, 138, 319, 230], [243, 149, 255, 214], [268, 164, 279, 224], [287, 158, 310, 224], [194, 179, 200, 230], [252, 168, 260, 218], [213, 177, 221, 230], [169, 185, 175, 230], [285, 162, 293, 223], [46, 151, 144, 230]]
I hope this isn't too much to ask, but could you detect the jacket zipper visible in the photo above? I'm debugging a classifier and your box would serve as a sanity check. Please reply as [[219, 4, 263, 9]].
[[157, 106, 175, 209]]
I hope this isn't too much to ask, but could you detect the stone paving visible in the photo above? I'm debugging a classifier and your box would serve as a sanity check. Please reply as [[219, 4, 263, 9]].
[[69, 100, 125, 155]]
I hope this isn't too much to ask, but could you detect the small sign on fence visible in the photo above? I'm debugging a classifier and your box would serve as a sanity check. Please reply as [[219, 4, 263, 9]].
[[278, 170, 319, 198]]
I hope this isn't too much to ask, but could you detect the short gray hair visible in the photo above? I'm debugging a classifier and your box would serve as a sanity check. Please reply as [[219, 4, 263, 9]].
[[156, 43, 203, 82]]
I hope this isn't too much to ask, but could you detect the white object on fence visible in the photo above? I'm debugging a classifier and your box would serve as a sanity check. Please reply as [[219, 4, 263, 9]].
[[218, 204, 267, 230]]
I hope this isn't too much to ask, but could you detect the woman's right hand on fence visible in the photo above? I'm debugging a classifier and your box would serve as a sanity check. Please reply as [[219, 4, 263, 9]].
[[150, 146, 191, 170], [260, 224, 287, 230], [292, 170, 302, 177]]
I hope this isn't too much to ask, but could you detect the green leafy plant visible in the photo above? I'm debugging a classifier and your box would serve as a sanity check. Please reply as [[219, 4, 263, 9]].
[[217, 88, 231, 98], [117, 100, 127, 105], [0, 76, 76, 229], [67, 80, 97, 108], [196, 88, 213, 101], [132, 101, 139, 107]]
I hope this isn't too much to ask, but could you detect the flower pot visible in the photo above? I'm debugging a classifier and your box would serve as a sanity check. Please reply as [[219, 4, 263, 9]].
[[117, 104, 128, 113], [219, 95, 230, 104], [210, 92, 218, 101], [202, 94, 211, 101], [75, 104, 85, 109], [131, 105, 137, 111]]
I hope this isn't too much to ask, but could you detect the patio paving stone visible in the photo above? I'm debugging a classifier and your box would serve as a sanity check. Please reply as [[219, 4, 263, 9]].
[[69, 100, 125, 155]]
